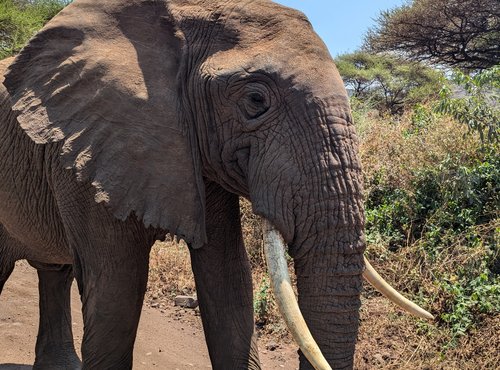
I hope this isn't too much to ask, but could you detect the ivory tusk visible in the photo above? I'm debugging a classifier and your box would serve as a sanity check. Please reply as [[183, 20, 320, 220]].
[[262, 220, 332, 370], [363, 257, 434, 320]]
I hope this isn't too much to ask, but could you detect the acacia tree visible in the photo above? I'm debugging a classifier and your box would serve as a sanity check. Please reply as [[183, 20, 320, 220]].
[[365, 0, 500, 71], [336, 51, 442, 114]]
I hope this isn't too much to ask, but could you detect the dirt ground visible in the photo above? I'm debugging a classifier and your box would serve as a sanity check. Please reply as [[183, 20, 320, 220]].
[[0, 261, 299, 370]]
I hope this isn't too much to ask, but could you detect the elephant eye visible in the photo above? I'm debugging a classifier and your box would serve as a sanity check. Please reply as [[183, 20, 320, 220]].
[[249, 92, 265, 104], [240, 90, 270, 120]]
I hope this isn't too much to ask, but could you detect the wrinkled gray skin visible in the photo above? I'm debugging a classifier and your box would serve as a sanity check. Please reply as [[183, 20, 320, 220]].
[[0, 0, 365, 369]]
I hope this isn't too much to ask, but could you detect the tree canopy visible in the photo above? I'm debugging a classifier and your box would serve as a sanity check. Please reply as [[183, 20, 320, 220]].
[[336, 51, 442, 114], [365, 0, 500, 71]]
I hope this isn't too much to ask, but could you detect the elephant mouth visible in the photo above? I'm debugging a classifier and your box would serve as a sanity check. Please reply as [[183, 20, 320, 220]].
[[262, 219, 434, 370]]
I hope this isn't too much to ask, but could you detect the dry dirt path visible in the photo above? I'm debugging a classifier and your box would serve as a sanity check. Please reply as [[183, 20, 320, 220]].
[[0, 261, 298, 370]]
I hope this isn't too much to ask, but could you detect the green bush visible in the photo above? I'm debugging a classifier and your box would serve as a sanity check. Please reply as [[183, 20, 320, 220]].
[[440, 259, 499, 342], [365, 180, 412, 249], [436, 65, 500, 144], [254, 275, 270, 327], [365, 142, 499, 340], [0, 0, 68, 59], [366, 147, 499, 250]]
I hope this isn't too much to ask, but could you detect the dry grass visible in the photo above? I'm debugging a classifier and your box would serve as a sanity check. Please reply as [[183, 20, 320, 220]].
[[146, 237, 195, 309], [355, 297, 500, 369], [359, 112, 479, 191], [359, 219, 499, 368]]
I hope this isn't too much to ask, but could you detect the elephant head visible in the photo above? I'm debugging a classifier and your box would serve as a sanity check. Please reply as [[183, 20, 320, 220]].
[[4, 0, 432, 368]]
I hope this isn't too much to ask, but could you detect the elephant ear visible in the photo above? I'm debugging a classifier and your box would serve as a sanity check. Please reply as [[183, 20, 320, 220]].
[[4, 0, 206, 247]]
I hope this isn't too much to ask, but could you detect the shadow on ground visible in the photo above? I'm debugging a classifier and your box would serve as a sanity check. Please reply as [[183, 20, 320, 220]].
[[0, 365, 32, 370]]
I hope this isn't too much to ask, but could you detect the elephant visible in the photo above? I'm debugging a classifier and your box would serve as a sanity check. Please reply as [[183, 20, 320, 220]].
[[0, 0, 433, 369]]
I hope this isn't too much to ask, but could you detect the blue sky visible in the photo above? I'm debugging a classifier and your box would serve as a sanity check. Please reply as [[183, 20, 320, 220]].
[[273, 0, 406, 57]]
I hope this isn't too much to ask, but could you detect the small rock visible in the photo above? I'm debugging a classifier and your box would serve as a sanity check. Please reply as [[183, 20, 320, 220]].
[[151, 302, 160, 308], [266, 342, 279, 351], [174, 295, 199, 309]]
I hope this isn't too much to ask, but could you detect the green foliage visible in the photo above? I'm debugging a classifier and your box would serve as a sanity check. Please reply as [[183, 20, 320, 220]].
[[404, 103, 436, 136], [365, 182, 411, 249], [336, 51, 442, 114], [436, 65, 500, 144], [254, 275, 270, 326], [365, 140, 499, 339], [366, 148, 499, 250], [0, 0, 68, 59], [440, 261, 499, 342]]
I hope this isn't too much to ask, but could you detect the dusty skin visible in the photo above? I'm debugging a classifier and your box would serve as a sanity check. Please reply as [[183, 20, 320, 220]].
[[0, 261, 299, 370]]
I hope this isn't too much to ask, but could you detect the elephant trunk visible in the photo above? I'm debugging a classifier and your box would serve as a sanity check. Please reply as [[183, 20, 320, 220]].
[[263, 216, 364, 369], [290, 140, 365, 369], [293, 236, 364, 370], [252, 101, 366, 368]]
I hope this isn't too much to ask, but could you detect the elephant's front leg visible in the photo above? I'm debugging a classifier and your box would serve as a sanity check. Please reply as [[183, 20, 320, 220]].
[[29, 262, 81, 370], [54, 182, 153, 370], [189, 181, 260, 370], [72, 235, 151, 370]]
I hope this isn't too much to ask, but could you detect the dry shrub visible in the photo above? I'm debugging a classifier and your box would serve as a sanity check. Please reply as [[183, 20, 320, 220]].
[[366, 218, 498, 306], [239, 198, 264, 268], [146, 237, 195, 306], [359, 111, 478, 191], [359, 224, 498, 369]]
